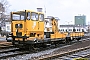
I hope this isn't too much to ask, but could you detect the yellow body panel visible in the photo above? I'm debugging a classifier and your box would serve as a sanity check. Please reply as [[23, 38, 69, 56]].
[[50, 18, 67, 39], [39, 22, 44, 31], [26, 20, 39, 31], [15, 38, 23, 41], [63, 32, 68, 35], [26, 20, 44, 40], [12, 21, 25, 36], [51, 19, 58, 32], [51, 32, 66, 39], [70, 32, 84, 37]]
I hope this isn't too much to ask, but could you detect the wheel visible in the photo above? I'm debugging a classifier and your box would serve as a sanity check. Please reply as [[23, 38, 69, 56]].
[[77, 37, 81, 42], [65, 37, 71, 44], [12, 37, 15, 45]]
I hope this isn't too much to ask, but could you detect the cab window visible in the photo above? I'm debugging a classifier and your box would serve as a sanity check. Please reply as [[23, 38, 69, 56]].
[[27, 12, 30, 20], [31, 12, 38, 20], [39, 14, 44, 21], [12, 12, 25, 20]]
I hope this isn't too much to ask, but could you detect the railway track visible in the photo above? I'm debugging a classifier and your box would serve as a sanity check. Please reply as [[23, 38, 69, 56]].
[[38, 46, 90, 60], [0, 42, 13, 49], [0, 36, 89, 60], [29, 37, 90, 60], [0, 42, 31, 59], [0, 51, 30, 59], [57, 48, 90, 60], [0, 47, 30, 59]]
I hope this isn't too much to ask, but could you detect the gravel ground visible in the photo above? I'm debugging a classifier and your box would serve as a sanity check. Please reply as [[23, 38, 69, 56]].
[[32, 39, 90, 60], [1, 45, 72, 60], [52, 40, 90, 54], [2, 48, 60, 60], [0, 39, 90, 60], [55, 48, 90, 60]]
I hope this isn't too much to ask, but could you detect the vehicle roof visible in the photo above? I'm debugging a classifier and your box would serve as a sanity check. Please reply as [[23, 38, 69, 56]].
[[12, 10, 44, 14]]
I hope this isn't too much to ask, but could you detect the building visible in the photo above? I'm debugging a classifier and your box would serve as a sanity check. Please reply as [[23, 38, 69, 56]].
[[75, 15, 86, 26], [59, 25, 88, 33]]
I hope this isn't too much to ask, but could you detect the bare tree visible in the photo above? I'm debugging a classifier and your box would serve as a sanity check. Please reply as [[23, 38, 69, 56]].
[[0, 0, 10, 12], [0, 0, 10, 27]]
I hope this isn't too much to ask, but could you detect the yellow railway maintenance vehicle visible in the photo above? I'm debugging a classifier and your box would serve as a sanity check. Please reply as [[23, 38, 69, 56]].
[[6, 10, 84, 48], [9, 10, 44, 45]]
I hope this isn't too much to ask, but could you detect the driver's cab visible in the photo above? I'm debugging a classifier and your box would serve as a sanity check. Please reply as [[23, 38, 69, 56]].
[[11, 10, 44, 40]]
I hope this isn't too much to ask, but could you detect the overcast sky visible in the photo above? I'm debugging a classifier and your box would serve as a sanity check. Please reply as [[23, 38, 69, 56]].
[[7, 0, 90, 25]]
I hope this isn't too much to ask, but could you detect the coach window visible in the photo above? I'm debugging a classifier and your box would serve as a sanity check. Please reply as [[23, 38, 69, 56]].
[[39, 14, 44, 21], [27, 12, 30, 20], [31, 12, 38, 21]]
